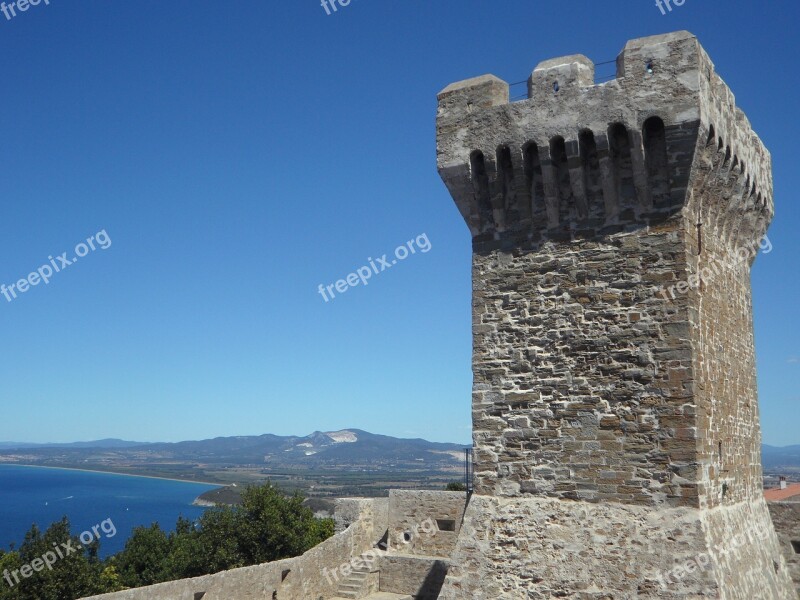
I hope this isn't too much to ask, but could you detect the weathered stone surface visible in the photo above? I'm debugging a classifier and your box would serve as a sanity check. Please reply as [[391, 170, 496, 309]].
[[769, 502, 800, 595], [387, 491, 466, 558], [439, 495, 790, 599], [379, 555, 449, 600]]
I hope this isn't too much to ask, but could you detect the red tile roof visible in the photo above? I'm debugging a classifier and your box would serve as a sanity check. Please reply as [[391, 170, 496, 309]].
[[764, 483, 800, 501]]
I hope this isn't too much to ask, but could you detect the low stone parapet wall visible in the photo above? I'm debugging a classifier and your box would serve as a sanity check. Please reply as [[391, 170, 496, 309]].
[[82, 498, 386, 600]]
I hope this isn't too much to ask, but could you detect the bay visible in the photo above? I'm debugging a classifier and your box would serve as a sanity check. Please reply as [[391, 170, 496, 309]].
[[0, 464, 218, 557]]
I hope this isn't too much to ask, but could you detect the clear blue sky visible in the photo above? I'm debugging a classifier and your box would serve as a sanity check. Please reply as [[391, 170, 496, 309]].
[[0, 0, 797, 446]]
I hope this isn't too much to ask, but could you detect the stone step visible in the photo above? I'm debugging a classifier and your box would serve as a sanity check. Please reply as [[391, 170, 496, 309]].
[[345, 570, 368, 578], [338, 584, 361, 596], [335, 562, 379, 599]]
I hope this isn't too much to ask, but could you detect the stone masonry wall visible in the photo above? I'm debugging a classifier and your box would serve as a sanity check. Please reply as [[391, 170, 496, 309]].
[[379, 491, 466, 600], [769, 502, 800, 594], [82, 498, 386, 600], [439, 495, 715, 599], [701, 498, 792, 599], [471, 222, 695, 506], [438, 495, 793, 600], [681, 121, 771, 508], [387, 490, 467, 557]]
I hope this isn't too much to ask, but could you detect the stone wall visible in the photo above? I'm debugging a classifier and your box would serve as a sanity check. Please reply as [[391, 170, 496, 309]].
[[468, 223, 694, 505], [374, 490, 466, 599], [439, 495, 714, 599], [439, 495, 792, 599], [681, 121, 771, 509], [82, 498, 387, 600], [380, 555, 449, 600], [386, 490, 466, 557], [337, 496, 389, 535], [769, 502, 800, 594]]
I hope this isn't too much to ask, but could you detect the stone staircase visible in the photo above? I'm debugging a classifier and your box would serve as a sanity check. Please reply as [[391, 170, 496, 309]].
[[333, 560, 377, 599], [328, 490, 465, 600]]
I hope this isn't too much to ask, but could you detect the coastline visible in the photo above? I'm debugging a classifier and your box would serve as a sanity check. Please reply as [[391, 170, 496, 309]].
[[0, 463, 223, 487]]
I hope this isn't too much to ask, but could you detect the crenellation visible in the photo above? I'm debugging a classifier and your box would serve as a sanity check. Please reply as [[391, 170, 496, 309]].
[[527, 54, 595, 99], [438, 32, 771, 261]]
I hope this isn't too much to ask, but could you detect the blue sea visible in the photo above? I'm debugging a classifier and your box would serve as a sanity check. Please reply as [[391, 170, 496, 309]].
[[0, 465, 218, 557]]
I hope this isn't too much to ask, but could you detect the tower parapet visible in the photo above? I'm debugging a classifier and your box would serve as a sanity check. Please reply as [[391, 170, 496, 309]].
[[437, 30, 771, 254]]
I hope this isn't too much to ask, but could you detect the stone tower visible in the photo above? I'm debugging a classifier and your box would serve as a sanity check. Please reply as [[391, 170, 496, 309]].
[[436, 31, 795, 599]]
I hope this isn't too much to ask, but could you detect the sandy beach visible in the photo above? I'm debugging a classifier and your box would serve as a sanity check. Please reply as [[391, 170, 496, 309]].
[[1, 463, 223, 487]]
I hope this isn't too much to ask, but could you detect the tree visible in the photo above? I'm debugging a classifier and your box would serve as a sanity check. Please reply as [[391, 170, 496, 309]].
[[191, 505, 244, 574], [235, 484, 325, 565], [5, 518, 108, 600], [115, 523, 170, 588], [445, 482, 467, 491], [0, 550, 23, 600], [161, 516, 205, 580]]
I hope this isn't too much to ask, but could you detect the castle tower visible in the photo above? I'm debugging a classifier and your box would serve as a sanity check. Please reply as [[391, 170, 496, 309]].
[[436, 32, 795, 598]]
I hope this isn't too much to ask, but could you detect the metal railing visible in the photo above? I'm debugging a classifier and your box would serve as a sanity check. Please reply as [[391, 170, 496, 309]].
[[464, 448, 474, 493]]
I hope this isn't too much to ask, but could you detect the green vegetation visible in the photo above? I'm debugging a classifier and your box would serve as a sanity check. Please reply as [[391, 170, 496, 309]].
[[0, 483, 333, 600], [445, 482, 467, 491]]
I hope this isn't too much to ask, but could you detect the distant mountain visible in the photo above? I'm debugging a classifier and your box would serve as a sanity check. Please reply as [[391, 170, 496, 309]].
[[762, 444, 800, 469], [0, 429, 467, 472], [0, 439, 150, 450], [121, 429, 466, 468]]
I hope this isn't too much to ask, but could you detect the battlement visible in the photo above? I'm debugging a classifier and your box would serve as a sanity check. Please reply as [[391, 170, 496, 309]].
[[437, 31, 772, 251]]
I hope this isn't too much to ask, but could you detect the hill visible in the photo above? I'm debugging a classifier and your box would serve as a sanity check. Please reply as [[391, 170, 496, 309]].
[[0, 439, 150, 450], [0, 429, 469, 496], [763, 444, 800, 469]]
